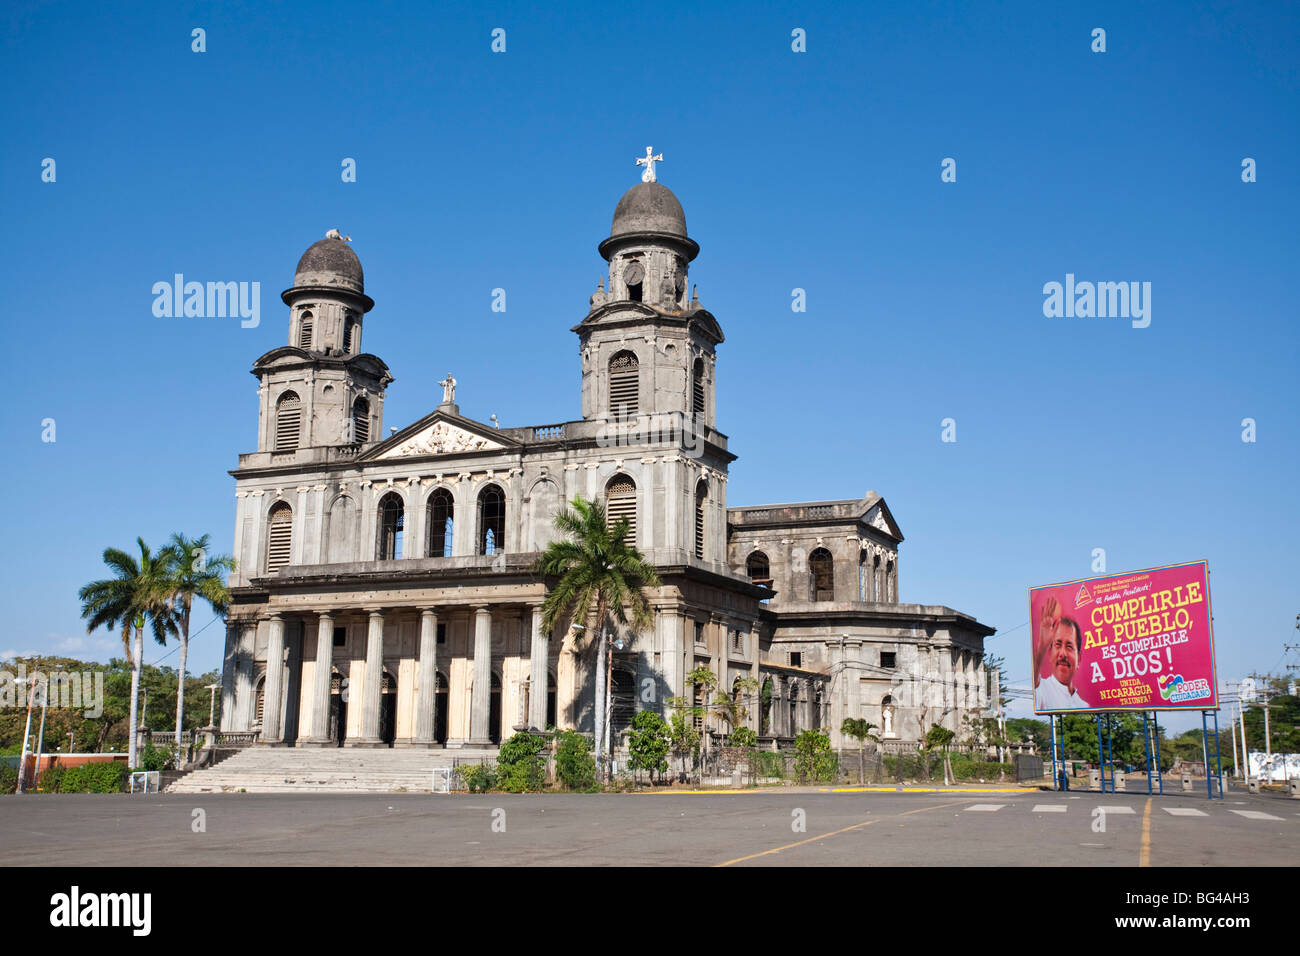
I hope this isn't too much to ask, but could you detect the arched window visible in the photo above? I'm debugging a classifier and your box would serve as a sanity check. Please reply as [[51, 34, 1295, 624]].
[[299, 311, 313, 349], [886, 558, 896, 602], [343, 315, 357, 354], [265, 502, 293, 573], [691, 357, 705, 417], [325, 495, 356, 563], [478, 484, 505, 555], [813, 686, 824, 730], [873, 554, 882, 601], [694, 479, 707, 560], [350, 397, 370, 444], [377, 492, 404, 560], [609, 350, 639, 419], [809, 548, 834, 601], [788, 680, 800, 736], [605, 476, 636, 545], [426, 488, 454, 557], [760, 678, 773, 736], [746, 551, 771, 587], [274, 391, 301, 451]]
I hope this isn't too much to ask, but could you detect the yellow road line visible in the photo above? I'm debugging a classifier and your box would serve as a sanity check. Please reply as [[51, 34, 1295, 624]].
[[823, 786, 1037, 794], [1140, 797, 1152, 867], [713, 799, 974, 867]]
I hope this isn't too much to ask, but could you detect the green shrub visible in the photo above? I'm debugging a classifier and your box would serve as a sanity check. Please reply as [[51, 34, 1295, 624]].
[[57, 761, 129, 793], [627, 710, 670, 783], [730, 726, 758, 748], [461, 762, 497, 793], [38, 766, 66, 793], [793, 730, 837, 783], [496, 732, 547, 793], [139, 743, 172, 772], [0, 763, 18, 794], [554, 730, 598, 792], [755, 750, 786, 779]]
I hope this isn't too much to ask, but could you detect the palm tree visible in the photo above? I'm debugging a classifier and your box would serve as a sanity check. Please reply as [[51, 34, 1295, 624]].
[[78, 538, 178, 769], [533, 496, 659, 779], [160, 533, 234, 763], [841, 717, 880, 785]]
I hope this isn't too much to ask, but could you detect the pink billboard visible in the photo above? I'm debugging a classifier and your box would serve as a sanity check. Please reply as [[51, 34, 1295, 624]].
[[1029, 561, 1217, 714]]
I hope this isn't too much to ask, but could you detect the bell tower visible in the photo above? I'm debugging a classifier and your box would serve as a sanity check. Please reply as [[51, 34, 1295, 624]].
[[249, 231, 393, 453], [575, 152, 724, 427]]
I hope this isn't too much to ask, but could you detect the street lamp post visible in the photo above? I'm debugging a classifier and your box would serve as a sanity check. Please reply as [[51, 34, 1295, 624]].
[[34, 666, 61, 790], [15, 676, 36, 795]]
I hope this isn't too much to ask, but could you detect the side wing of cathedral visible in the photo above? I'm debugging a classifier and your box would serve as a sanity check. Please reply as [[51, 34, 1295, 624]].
[[220, 178, 994, 754]]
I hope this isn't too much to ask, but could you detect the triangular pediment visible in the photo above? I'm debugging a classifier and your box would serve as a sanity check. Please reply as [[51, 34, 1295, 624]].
[[862, 498, 903, 542], [365, 411, 517, 460]]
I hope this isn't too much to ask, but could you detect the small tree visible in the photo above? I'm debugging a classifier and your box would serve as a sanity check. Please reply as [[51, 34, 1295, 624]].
[[666, 696, 701, 784], [627, 710, 671, 786], [840, 718, 880, 785], [554, 729, 598, 792], [925, 723, 956, 785], [713, 676, 758, 741], [686, 667, 718, 783], [793, 729, 837, 783]]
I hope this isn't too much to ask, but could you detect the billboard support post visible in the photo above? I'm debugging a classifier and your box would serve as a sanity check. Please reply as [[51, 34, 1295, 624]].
[[1151, 711, 1163, 795], [1142, 712, 1154, 795], [1049, 714, 1060, 791], [1201, 709, 1224, 800]]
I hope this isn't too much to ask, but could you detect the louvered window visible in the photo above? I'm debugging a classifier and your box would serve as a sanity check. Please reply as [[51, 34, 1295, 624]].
[[299, 312, 313, 349], [266, 503, 293, 572], [605, 477, 636, 545], [351, 397, 370, 444], [274, 392, 301, 451], [691, 357, 705, 417], [255, 680, 265, 725], [609, 351, 639, 419], [694, 480, 707, 559], [344, 316, 357, 354]]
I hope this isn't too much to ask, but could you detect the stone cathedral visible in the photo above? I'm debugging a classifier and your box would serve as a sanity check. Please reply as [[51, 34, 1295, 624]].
[[219, 158, 994, 757]]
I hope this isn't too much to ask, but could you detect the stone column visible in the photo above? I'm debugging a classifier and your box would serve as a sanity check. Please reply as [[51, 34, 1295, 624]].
[[528, 604, 548, 731], [469, 606, 492, 745], [356, 609, 385, 746], [261, 614, 286, 745], [302, 611, 334, 745], [414, 608, 439, 746]]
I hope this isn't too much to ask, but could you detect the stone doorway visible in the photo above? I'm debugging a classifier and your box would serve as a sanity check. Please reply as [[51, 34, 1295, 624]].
[[380, 669, 397, 747], [330, 670, 348, 747]]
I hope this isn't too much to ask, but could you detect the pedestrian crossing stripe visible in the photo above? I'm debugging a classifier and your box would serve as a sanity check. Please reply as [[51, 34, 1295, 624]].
[[1229, 809, 1284, 821], [1033, 805, 1068, 812], [1098, 806, 1135, 814], [963, 804, 1005, 811], [1163, 807, 1208, 816]]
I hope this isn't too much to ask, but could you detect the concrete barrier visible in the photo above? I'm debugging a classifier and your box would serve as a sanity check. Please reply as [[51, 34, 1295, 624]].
[[1181, 773, 1193, 792], [1289, 778, 1299, 799], [1088, 769, 1101, 789], [1115, 771, 1127, 791], [1248, 777, 1261, 794]]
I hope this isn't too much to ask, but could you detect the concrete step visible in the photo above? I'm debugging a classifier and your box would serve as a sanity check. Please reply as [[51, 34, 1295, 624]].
[[166, 745, 484, 793]]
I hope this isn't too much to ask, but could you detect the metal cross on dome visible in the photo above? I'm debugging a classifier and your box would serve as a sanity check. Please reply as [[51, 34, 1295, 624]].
[[636, 146, 663, 183]]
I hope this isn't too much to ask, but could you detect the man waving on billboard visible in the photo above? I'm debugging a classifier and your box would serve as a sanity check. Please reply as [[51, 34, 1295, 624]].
[[1033, 597, 1090, 710]]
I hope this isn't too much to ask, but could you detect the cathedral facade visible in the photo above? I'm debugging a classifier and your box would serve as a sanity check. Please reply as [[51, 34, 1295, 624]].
[[219, 170, 994, 755]]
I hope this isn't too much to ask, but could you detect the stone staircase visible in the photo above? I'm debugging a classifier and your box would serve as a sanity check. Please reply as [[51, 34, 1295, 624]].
[[166, 746, 474, 794]]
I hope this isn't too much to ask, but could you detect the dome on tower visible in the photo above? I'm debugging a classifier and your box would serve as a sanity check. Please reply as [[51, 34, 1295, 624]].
[[293, 234, 364, 293], [609, 182, 688, 239]]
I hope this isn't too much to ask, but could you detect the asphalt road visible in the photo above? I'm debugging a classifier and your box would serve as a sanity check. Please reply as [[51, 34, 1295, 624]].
[[1, 787, 1296, 867]]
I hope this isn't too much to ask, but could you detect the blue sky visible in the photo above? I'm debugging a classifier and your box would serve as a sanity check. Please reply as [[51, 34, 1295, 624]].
[[2, 1, 1296, 731]]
